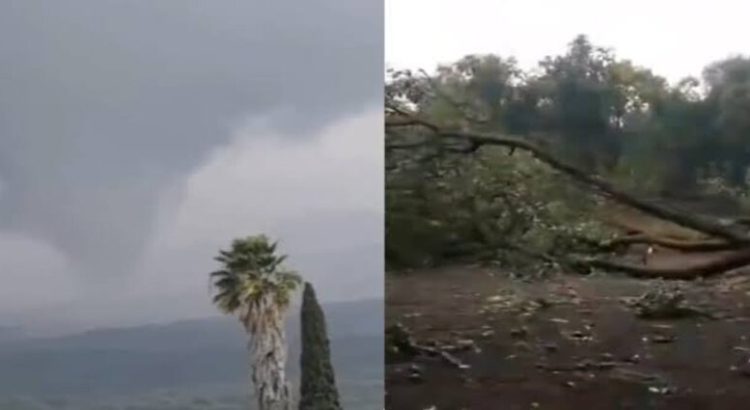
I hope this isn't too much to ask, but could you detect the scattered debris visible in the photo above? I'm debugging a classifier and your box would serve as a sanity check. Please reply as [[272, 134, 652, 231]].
[[609, 367, 668, 386], [566, 330, 594, 342], [443, 338, 481, 354], [543, 343, 559, 353], [388, 268, 750, 408], [535, 297, 553, 309], [732, 358, 750, 377], [536, 359, 618, 373], [455, 338, 476, 350], [408, 364, 423, 383], [486, 295, 504, 303], [440, 351, 471, 370], [386, 322, 420, 359], [653, 335, 676, 344], [510, 326, 528, 338], [385, 323, 472, 370], [648, 334, 677, 344], [480, 329, 495, 338], [623, 282, 715, 320], [623, 354, 641, 363], [648, 386, 673, 395]]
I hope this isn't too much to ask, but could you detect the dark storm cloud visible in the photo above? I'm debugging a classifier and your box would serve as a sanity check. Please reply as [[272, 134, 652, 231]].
[[0, 0, 382, 280]]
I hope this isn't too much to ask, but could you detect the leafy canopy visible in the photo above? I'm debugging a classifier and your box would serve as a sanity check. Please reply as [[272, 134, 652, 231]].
[[211, 235, 301, 316]]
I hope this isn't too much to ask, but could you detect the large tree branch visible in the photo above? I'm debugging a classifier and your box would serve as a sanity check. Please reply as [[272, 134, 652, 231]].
[[578, 247, 750, 279], [602, 234, 737, 252], [385, 111, 750, 244], [440, 131, 749, 243]]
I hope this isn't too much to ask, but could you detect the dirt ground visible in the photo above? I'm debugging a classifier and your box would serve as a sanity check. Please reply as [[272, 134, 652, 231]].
[[386, 265, 750, 410]]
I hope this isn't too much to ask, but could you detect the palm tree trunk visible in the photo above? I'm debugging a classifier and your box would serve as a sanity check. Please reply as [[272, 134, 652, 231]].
[[246, 293, 292, 410]]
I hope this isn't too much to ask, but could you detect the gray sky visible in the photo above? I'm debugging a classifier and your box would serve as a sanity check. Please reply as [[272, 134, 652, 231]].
[[0, 0, 383, 334], [387, 0, 750, 84]]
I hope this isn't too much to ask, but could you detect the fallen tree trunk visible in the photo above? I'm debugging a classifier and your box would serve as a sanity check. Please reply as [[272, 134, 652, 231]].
[[577, 247, 750, 279], [598, 207, 709, 241], [602, 234, 735, 252]]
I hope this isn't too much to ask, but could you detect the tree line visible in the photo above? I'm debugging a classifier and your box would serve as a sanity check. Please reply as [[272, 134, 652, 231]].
[[389, 35, 750, 194]]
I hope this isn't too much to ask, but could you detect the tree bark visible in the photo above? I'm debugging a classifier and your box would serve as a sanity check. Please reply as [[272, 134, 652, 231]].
[[602, 234, 735, 252], [579, 247, 750, 279], [246, 294, 292, 410]]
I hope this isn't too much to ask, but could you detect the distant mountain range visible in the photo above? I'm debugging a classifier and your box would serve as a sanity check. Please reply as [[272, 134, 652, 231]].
[[0, 298, 383, 410]]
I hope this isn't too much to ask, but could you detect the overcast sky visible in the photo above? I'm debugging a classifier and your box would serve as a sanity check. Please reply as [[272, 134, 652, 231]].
[[0, 0, 383, 334], [387, 0, 750, 83]]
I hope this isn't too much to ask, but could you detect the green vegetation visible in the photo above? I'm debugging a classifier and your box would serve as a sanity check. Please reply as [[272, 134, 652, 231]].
[[386, 35, 750, 278], [298, 282, 342, 410]]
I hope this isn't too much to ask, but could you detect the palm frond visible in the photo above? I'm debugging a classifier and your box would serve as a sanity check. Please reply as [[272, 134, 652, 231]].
[[212, 290, 241, 314], [210, 234, 301, 316], [213, 276, 240, 290], [209, 269, 232, 278]]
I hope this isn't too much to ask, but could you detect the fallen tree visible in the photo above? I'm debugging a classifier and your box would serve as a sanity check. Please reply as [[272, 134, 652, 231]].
[[385, 78, 750, 279]]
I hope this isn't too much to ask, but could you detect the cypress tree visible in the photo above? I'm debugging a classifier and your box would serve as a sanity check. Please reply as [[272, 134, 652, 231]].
[[298, 282, 342, 410]]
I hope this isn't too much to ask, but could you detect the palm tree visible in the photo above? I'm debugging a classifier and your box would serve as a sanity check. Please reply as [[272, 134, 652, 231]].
[[211, 235, 301, 410]]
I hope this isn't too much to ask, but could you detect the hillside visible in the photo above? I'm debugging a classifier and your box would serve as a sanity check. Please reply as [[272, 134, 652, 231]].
[[0, 299, 383, 410]]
